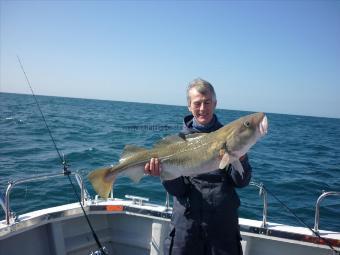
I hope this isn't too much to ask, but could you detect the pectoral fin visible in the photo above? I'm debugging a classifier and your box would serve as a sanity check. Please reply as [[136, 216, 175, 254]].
[[219, 153, 230, 169], [231, 159, 244, 178]]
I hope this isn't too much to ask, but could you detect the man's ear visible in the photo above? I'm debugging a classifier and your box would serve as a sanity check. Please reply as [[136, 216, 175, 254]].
[[187, 103, 192, 113], [213, 100, 217, 109]]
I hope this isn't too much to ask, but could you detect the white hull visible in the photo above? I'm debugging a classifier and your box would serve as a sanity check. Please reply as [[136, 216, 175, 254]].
[[1, 197, 339, 255]]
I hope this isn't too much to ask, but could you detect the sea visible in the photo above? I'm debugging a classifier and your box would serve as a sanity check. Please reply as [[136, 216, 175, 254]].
[[0, 92, 339, 232]]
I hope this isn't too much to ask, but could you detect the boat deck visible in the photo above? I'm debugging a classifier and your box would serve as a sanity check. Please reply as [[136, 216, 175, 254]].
[[1, 198, 339, 255]]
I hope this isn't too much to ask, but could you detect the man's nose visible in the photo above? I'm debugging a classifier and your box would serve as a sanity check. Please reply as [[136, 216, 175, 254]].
[[199, 102, 206, 111]]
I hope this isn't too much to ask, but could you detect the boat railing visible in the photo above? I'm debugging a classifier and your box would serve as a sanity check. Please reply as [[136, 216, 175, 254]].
[[125, 195, 149, 205], [2, 174, 339, 233], [249, 182, 340, 232], [314, 191, 340, 232], [2, 171, 89, 225], [249, 181, 268, 228], [165, 191, 170, 211]]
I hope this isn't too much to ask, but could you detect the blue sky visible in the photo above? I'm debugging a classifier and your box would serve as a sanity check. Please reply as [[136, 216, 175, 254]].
[[1, 1, 339, 118]]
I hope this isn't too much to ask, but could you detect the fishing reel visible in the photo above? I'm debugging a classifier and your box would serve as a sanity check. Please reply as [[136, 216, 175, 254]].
[[62, 153, 71, 175], [89, 246, 108, 255]]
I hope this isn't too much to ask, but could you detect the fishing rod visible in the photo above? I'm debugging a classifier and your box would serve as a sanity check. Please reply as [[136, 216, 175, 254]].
[[17, 56, 108, 255], [256, 181, 339, 254]]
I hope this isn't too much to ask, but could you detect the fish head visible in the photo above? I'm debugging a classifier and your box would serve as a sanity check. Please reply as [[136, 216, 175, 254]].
[[221, 112, 268, 158]]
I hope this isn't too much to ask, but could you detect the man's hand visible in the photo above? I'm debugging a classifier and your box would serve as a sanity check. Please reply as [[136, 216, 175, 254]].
[[144, 158, 161, 176]]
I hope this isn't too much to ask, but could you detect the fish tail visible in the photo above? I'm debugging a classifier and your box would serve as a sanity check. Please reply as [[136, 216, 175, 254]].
[[88, 166, 116, 198]]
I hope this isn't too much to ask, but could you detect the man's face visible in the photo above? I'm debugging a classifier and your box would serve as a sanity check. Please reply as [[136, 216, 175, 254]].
[[188, 88, 217, 125]]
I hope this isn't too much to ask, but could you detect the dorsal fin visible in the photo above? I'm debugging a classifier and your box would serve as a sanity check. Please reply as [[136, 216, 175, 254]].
[[120, 145, 147, 162], [178, 133, 186, 140], [153, 135, 186, 148]]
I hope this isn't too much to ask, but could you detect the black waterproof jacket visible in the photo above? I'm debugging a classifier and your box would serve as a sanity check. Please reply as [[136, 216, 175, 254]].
[[162, 115, 252, 255]]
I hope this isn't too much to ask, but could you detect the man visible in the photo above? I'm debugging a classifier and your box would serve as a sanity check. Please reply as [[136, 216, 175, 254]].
[[145, 78, 252, 255]]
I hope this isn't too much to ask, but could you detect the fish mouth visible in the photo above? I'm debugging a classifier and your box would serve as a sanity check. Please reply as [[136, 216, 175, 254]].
[[259, 115, 268, 136]]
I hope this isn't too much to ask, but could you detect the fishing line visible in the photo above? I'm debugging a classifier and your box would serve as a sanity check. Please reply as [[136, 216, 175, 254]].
[[261, 183, 338, 254], [17, 56, 108, 255], [17, 56, 63, 163]]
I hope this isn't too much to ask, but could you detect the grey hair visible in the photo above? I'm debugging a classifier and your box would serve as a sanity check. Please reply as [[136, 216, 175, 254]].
[[186, 78, 217, 106]]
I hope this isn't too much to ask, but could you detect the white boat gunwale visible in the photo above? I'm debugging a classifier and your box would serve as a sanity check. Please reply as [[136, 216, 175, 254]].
[[1, 197, 339, 252], [1, 173, 340, 254]]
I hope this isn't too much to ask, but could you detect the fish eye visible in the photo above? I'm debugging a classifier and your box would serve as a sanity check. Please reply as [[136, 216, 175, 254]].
[[244, 121, 250, 127]]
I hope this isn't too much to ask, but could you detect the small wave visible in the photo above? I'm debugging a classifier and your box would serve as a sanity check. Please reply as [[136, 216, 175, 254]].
[[3, 116, 24, 123]]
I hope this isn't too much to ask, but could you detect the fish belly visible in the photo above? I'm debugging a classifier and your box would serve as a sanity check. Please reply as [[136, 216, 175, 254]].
[[160, 158, 220, 180]]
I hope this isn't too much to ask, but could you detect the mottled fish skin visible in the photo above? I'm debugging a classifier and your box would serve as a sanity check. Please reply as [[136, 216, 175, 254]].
[[88, 112, 268, 198]]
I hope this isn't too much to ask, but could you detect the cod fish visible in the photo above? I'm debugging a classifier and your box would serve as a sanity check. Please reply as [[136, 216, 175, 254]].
[[88, 112, 268, 198]]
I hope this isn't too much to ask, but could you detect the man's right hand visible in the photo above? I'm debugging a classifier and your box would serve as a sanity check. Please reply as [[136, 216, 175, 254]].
[[144, 158, 161, 176]]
